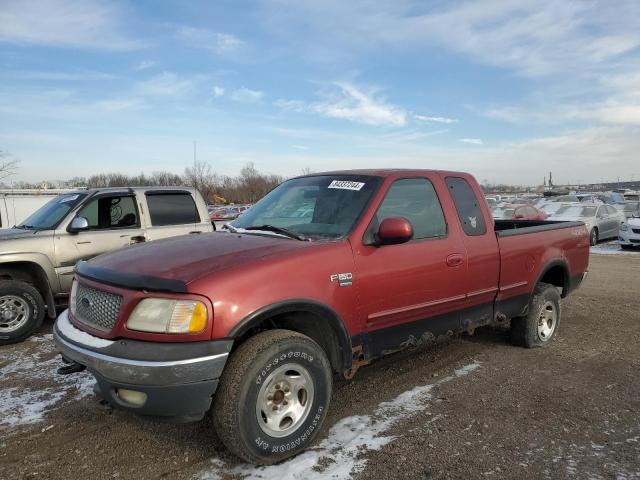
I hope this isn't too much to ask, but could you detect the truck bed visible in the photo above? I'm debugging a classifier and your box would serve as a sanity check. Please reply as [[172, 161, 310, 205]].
[[494, 219, 585, 236]]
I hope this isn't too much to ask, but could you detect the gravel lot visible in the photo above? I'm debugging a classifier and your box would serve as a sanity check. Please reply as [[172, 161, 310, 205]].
[[1, 247, 639, 479]]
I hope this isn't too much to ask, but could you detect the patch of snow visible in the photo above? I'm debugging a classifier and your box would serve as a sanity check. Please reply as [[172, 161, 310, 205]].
[[590, 241, 639, 255], [56, 310, 113, 348], [197, 362, 481, 480], [0, 333, 94, 428]]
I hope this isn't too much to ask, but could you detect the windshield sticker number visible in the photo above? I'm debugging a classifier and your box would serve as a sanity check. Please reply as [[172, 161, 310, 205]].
[[60, 195, 79, 203], [328, 180, 365, 191]]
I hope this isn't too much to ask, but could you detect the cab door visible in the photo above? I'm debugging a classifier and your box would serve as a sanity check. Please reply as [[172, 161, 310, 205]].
[[353, 176, 468, 356], [54, 193, 145, 291], [442, 175, 500, 328]]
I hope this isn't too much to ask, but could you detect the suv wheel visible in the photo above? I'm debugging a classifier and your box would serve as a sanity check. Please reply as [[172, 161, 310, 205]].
[[212, 329, 332, 465], [0, 280, 46, 345], [510, 282, 561, 348]]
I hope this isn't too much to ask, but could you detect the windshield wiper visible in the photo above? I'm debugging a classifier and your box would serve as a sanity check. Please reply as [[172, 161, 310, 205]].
[[244, 225, 309, 241], [222, 224, 238, 233], [14, 224, 38, 230]]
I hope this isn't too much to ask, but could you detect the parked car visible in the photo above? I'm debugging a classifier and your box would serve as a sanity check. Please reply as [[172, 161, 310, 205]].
[[491, 204, 549, 220], [614, 201, 640, 219], [551, 203, 626, 245], [209, 206, 242, 221], [618, 216, 640, 249], [0, 187, 212, 344], [539, 201, 572, 217], [54, 169, 589, 465]]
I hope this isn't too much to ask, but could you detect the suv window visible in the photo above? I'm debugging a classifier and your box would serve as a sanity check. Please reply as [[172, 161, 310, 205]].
[[371, 178, 447, 241], [445, 177, 487, 236], [146, 192, 200, 226], [77, 195, 139, 229]]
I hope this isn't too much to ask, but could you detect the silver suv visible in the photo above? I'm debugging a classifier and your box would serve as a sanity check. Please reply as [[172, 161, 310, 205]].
[[0, 186, 213, 344]]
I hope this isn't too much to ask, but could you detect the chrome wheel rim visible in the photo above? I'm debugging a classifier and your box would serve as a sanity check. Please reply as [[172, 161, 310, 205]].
[[0, 295, 30, 333], [255, 363, 314, 438], [537, 300, 557, 341]]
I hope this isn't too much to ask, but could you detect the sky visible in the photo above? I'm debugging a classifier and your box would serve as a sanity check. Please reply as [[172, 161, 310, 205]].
[[1, 0, 640, 186]]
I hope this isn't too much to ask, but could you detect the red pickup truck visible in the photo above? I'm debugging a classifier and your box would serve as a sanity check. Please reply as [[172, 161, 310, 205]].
[[54, 170, 589, 464]]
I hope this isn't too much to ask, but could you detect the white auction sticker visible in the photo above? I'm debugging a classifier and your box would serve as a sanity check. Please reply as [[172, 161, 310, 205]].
[[328, 180, 365, 191]]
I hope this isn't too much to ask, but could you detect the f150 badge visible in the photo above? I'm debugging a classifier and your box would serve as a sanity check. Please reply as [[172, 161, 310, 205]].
[[330, 272, 353, 287]]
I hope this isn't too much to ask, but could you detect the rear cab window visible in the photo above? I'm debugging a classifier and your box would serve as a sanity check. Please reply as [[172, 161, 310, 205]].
[[145, 192, 200, 226], [445, 177, 487, 236]]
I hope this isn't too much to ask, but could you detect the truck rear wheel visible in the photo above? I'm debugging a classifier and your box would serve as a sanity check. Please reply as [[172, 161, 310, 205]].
[[510, 282, 561, 348], [0, 280, 45, 345], [212, 329, 332, 465]]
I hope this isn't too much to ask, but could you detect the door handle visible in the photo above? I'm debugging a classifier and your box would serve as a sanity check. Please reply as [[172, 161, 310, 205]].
[[446, 253, 464, 267], [130, 235, 146, 244]]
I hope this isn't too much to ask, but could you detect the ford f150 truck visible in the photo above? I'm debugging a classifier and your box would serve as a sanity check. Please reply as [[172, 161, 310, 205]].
[[53, 170, 589, 464], [0, 187, 212, 344]]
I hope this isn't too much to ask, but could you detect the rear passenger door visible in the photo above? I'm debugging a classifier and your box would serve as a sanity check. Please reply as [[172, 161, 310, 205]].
[[143, 191, 203, 240], [443, 176, 500, 327]]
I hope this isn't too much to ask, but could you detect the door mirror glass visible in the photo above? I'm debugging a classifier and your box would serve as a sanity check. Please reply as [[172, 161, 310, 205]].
[[377, 217, 413, 245], [68, 216, 89, 232]]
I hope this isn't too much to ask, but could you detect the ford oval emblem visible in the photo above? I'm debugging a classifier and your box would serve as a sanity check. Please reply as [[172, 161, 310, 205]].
[[80, 296, 92, 308]]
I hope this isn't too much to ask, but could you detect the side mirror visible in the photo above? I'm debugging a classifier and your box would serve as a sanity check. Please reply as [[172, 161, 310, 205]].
[[68, 216, 89, 233], [377, 217, 413, 245]]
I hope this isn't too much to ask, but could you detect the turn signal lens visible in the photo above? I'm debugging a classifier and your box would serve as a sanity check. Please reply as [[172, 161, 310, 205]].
[[168, 301, 207, 333]]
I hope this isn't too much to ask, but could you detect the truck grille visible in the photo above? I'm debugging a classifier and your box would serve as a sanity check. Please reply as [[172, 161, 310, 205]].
[[74, 282, 123, 331], [632, 228, 640, 234]]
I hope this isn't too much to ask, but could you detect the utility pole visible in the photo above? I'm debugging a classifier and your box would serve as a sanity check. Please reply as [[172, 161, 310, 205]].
[[193, 140, 197, 163]]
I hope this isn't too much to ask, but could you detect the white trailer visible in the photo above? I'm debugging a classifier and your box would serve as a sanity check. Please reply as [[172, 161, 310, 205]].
[[0, 189, 75, 228]]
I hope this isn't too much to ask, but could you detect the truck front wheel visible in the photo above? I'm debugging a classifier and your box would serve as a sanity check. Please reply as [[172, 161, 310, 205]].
[[510, 282, 561, 348], [0, 280, 46, 345], [212, 329, 332, 464]]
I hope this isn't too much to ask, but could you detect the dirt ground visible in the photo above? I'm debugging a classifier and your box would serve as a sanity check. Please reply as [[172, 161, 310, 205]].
[[1, 252, 639, 479]]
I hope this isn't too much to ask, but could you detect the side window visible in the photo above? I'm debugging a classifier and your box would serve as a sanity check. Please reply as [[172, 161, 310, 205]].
[[597, 206, 606, 218], [372, 178, 447, 241], [146, 193, 200, 226], [76, 195, 139, 229], [445, 177, 487, 236]]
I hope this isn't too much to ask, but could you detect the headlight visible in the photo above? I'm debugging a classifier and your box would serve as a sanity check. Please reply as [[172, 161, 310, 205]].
[[620, 224, 628, 232], [127, 298, 208, 334]]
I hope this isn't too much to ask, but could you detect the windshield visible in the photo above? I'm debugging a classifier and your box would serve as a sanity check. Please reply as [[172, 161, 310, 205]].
[[553, 205, 597, 218], [623, 203, 639, 212], [231, 175, 382, 240], [17, 193, 88, 230]]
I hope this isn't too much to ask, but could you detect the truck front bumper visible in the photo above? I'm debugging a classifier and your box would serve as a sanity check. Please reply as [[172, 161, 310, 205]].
[[53, 309, 232, 421]]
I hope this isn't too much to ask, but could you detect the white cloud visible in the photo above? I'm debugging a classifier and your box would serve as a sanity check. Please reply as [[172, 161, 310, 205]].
[[176, 26, 242, 54], [135, 72, 195, 97], [0, 0, 143, 50], [261, 0, 640, 77], [273, 99, 307, 112], [313, 82, 407, 127], [460, 138, 483, 145], [212, 85, 225, 98], [414, 114, 458, 124], [230, 87, 264, 103], [135, 60, 156, 71]]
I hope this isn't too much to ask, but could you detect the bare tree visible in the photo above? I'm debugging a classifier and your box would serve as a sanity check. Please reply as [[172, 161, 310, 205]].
[[184, 159, 218, 201], [0, 150, 19, 182]]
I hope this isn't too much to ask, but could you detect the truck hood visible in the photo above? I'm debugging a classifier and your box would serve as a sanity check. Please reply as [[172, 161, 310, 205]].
[[87, 231, 316, 285], [0, 228, 46, 241]]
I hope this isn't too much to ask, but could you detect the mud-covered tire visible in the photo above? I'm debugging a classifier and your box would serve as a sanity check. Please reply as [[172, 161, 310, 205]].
[[0, 280, 45, 345], [212, 329, 332, 465], [510, 282, 561, 348], [589, 228, 598, 246]]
